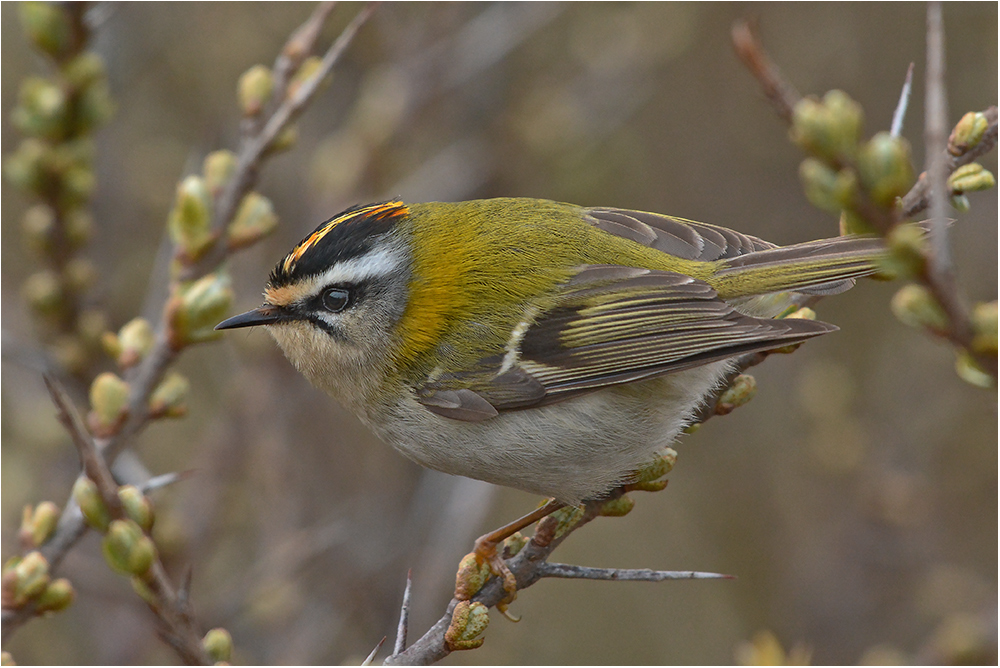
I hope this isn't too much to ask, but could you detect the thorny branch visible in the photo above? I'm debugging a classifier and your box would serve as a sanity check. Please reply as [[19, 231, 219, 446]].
[[730, 17, 997, 380], [1, 3, 377, 643], [43, 377, 212, 665]]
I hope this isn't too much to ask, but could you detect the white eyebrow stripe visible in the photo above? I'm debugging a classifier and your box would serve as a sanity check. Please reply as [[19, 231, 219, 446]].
[[296, 245, 404, 302]]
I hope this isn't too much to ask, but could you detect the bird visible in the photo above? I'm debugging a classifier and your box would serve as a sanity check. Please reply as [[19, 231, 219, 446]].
[[217, 197, 885, 501], [216, 197, 885, 589]]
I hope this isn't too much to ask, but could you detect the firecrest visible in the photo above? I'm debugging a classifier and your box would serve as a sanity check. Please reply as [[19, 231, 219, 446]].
[[216, 197, 884, 504]]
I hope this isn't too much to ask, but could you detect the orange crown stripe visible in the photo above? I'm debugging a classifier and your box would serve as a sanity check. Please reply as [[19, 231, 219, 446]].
[[281, 201, 408, 274]]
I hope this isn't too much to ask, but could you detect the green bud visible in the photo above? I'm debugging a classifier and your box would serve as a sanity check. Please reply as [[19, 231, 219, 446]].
[[21, 270, 64, 317], [839, 209, 876, 236], [102, 520, 156, 575], [61, 165, 96, 205], [77, 309, 107, 346], [955, 350, 994, 389], [970, 301, 998, 356], [799, 159, 857, 213], [89, 371, 130, 435], [4, 138, 53, 195], [445, 600, 489, 651], [21, 502, 60, 548], [716, 374, 757, 415], [202, 628, 233, 664], [62, 53, 107, 89], [117, 485, 155, 533], [227, 192, 278, 250], [950, 194, 971, 213], [73, 476, 111, 532], [947, 163, 995, 194], [64, 258, 98, 294], [22, 205, 56, 254], [598, 494, 635, 517], [203, 150, 238, 196], [53, 335, 89, 375], [877, 224, 927, 280], [12, 77, 69, 140], [454, 552, 491, 600], [65, 209, 94, 247], [130, 575, 157, 606], [168, 176, 214, 261], [501, 532, 528, 558], [170, 272, 233, 346], [790, 91, 864, 160], [18, 2, 73, 59], [268, 125, 298, 154], [76, 79, 116, 133], [287, 56, 323, 99], [238, 64, 274, 116], [149, 372, 190, 418], [34, 578, 75, 614], [115, 317, 155, 368], [633, 446, 677, 487], [891, 284, 948, 332], [857, 132, 915, 207], [12, 552, 50, 606], [949, 112, 989, 155]]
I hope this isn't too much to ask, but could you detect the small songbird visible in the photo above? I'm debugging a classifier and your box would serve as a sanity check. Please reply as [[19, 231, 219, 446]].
[[217, 198, 884, 506]]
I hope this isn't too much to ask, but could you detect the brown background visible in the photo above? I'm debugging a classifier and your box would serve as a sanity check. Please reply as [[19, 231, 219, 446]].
[[2, 3, 997, 664]]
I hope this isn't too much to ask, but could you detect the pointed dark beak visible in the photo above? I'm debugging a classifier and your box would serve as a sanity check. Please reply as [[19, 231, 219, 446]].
[[215, 305, 282, 331]]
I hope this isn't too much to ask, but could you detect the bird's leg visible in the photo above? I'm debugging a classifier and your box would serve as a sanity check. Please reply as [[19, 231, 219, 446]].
[[456, 498, 565, 607]]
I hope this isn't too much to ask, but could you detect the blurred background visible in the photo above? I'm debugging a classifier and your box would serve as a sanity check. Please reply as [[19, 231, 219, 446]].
[[2, 2, 996, 664]]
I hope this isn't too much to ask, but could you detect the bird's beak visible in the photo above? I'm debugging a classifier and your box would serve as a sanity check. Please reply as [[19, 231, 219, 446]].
[[215, 305, 282, 331]]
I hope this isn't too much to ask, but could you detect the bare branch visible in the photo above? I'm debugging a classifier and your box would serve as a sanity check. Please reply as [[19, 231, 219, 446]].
[[537, 563, 733, 582], [925, 2, 951, 273], [890, 63, 915, 137], [364, 636, 387, 666], [731, 20, 801, 122]]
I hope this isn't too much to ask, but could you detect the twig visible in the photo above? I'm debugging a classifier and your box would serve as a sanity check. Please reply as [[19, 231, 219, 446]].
[[537, 563, 733, 582], [731, 20, 801, 122], [890, 63, 915, 137], [363, 637, 387, 666], [140, 470, 196, 495], [1, 3, 377, 643], [925, 2, 951, 274], [40, 377, 212, 665], [393, 570, 413, 656]]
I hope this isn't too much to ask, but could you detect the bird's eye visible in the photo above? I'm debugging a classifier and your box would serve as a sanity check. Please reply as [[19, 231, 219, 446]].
[[321, 287, 351, 313]]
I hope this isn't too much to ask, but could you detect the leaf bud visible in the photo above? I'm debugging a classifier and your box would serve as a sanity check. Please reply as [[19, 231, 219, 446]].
[[77, 309, 108, 346], [102, 520, 156, 575], [34, 578, 75, 614], [268, 124, 298, 154], [18, 2, 73, 59], [20, 502, 60, 548], [287, 56, 323, 100], [72, 476, 111, 532], [970, 301, 998, 356], [22, 205, 56, 254], [12, 77, 68, 141], [168, 176, 214, 261], [203, 150, 238, 196], [237, 64, 274, 116], [790, 90, 864, 160], [61, 165, 96, 205], [4, 138, 53, 195], [227, 192, 278, 250], [170, 272, 233, 347], [799, 159, 857, 213], [877, 223, 927, 280], [598, 494, 635, 517], [715, 374, 757, 415], [948, 111, 989, 155], [502, 532, 528, 558], [65, 209, 94, 247], [891, 284, 948, 332], [115, 317, 155, 368], [117, 485, 155, 533], [949, 194, 970, 213], [857, 132, 915, 207], [130, 575, 157, 606], [947, 163, 995, 194], [202, 628, 234, 664], [454, 553, 491, 601], [76, 79, 116, 133], [12, 552, 50, 606], [955, 350, 994, 389], [445, 600, 489, 651], [53, 335, 90, 375], [89, 371, 130, 435], [62, 53, 107, 89], [21, 270, 64, 317], [149, 372, 190, 418]]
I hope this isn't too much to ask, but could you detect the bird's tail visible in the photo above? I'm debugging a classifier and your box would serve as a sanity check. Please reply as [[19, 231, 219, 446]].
[[711, 234, 887, 300]]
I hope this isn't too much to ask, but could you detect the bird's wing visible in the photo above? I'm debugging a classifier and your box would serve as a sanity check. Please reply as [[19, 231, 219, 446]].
[[584, 207, 777, 261], [416, 265, 836, 421]]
